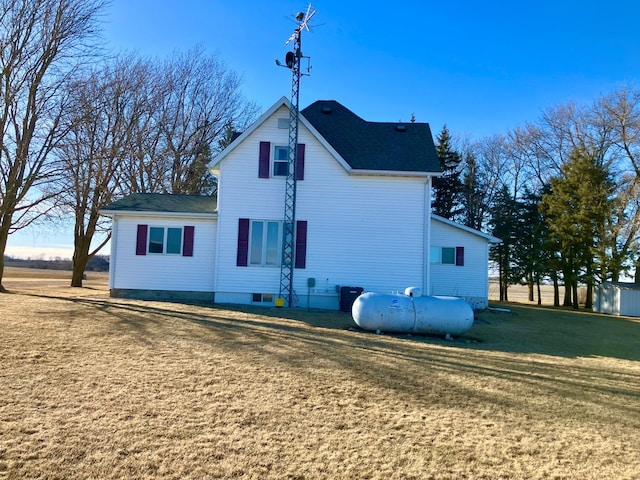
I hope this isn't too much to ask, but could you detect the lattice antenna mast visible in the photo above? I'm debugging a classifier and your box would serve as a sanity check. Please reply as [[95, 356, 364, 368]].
[[276, 5, 316, 307]]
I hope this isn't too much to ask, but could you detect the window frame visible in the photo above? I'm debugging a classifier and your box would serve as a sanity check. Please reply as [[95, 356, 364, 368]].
[[249, 220, 283, 266], [441, 247, 455, 265], [147, 226, 183, 255], [252, 293, 274, 303], [430, 246, 462, 266], [273, 145, 290, 177]]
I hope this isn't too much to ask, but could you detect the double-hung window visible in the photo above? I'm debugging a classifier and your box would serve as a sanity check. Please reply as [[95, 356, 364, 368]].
[[250, 220, 282, 266], [273, 146, 289, 177], [430, 246, 464, 266], [237, 218, 306, 268], [136, 224, 194, 257], [258, 141, 305, 180], [148, 227, 183, 254]]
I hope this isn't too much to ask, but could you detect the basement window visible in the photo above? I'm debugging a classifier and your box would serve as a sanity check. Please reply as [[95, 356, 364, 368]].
[[252, 293, 274, 303]]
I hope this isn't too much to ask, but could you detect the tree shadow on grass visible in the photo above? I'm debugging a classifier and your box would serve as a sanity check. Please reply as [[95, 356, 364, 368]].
[[20, 291, 640, 362], [15, 291, 640, 424]]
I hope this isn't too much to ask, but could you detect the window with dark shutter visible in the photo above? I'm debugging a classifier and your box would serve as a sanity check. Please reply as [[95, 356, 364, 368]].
[[237, 218, 250, 266], [295, 220, 307, 269], [136, 225, 148, 255], [455, 246, 465, 266], [259, 141, 270, 178], [183, 226, 194, 257]]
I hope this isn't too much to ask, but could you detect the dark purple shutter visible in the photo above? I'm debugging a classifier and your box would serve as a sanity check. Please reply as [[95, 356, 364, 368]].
[[296, 143, 305, 181], [183, 226, 194, 257], [237, 218, 250, 266], [259, 141, 270, 178], [455, 246, 464, 266], [294, 220, 307, 269], [136, 225, 148, 255]]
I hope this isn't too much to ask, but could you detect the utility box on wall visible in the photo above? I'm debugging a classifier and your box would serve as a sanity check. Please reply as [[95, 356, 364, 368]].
[[340, 286, 364, 313]]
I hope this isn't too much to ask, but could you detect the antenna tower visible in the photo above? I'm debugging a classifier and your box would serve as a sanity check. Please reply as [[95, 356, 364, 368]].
[[277, 4, 316, 307]]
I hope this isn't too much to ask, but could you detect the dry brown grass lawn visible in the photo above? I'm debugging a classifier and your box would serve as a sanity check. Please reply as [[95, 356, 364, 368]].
[[1, 270, 639, 479]]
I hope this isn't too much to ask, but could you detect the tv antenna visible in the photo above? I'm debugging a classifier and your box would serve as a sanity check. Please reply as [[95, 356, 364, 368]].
[[275, 4, 316, 308]]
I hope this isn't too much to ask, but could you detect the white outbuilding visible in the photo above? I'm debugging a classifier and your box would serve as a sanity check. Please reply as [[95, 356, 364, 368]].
[[593, 282, 640, 317]]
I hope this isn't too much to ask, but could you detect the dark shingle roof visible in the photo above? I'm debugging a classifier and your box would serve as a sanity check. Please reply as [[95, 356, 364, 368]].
[[301, 100, 441, 173], [101, 193, 217, 214]]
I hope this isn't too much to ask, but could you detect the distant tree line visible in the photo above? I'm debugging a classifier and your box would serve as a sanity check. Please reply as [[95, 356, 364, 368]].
[[0, 0, 258, 291], [4, 255, 109, 272], [432, 86, 640, 309]]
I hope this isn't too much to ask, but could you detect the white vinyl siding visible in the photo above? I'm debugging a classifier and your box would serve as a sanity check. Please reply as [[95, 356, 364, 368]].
[[214, 104, 428, 298], [110, 216, 216, 292], [430, 217, 490, 304]]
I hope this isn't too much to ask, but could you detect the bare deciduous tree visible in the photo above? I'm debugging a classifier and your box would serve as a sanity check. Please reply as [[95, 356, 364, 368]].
[[55, 55, 153, 286], [0, 0, 106, 291], [58, 49, 258, 285], [122, 48, 258, 195]]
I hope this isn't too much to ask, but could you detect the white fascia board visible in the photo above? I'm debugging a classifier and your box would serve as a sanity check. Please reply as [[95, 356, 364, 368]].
[[100, 210, 218, 220], [431, 213, 501, 244], [348, 169, 436, 178]]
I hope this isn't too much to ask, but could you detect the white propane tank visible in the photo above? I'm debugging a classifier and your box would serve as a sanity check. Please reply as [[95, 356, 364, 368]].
[[351, 291, 474, 336]]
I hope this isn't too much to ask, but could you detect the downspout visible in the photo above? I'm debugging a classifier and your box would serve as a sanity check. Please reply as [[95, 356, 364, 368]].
[[424, 176, 432, 295], [212, 172, 222, 296], [109, 215, 118, 291]]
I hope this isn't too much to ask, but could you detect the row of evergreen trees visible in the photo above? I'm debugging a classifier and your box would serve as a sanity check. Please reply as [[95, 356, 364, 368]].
[[431, 86, 640, 309]]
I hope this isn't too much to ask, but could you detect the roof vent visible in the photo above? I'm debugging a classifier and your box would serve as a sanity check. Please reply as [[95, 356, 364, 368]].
[[321, 106, 332, 114], [396, 124, 406, 132]]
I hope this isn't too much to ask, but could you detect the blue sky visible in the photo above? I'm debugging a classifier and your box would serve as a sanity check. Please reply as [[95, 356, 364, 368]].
[[7, 0, 640, 258]]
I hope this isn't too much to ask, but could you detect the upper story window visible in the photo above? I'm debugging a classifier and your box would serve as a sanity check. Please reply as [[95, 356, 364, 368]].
[[273, 146, 290, 177], [259, 141, 305, 180]]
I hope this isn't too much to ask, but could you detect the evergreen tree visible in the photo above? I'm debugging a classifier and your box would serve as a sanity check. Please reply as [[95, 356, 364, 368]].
[[432, 126, 463, 219], [180, 144, 217, 196], [515, 189, 552, 304], [489, 186, 521, 302], [460, 153, 485, 230], [540, 145, 614, 309]]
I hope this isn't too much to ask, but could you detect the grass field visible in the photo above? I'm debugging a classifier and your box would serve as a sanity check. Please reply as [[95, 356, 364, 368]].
[[1, 269, 639, 479]]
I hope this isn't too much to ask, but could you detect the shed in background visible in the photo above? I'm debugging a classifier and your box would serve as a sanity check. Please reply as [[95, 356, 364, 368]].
[[593, 282, 640, 317]]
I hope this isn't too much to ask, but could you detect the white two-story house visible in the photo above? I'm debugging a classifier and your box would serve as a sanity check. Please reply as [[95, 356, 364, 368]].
[[102, 97, 499, 310]]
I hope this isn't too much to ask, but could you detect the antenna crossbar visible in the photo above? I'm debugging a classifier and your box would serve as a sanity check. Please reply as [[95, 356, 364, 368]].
[[285, 7, 316, 45]]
